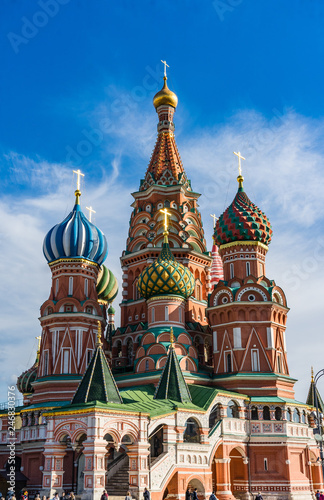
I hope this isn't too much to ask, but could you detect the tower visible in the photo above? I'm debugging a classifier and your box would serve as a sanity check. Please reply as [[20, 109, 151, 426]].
[[119, 73, 212, 344], [208, 172, 292, 398], [18, 179, 117, 404]]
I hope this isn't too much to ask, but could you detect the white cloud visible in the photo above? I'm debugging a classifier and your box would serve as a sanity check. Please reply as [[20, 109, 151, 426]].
[[0, 106, 323, 404]]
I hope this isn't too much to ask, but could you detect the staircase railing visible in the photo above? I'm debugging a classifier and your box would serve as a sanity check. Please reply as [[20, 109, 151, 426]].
[[107, 453, 129, 480]]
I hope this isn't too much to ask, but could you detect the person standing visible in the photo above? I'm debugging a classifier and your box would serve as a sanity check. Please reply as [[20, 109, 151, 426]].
[[125, 492, 132, 500], [143, 488, 150, 500], [209, 492, 217, 500], [192, 489, 198, 500], [101, 491, 108, 500], [316, 491, 320, 500], [255, 493, 263, 500], [185, 487, 191, 500]]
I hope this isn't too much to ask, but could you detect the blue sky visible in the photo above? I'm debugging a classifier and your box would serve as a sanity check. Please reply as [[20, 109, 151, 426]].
[[0, 0, 324, 402]]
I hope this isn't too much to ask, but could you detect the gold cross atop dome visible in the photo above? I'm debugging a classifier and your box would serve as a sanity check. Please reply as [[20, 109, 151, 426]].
[[35, 336, 42, 352], [73, 169, 85, 204], [161, 60, 169, 78], [210, 214, 219, 228], [160, 208, 171, 234], [86, 206, 96, 222], [233, 151, 245, 176]]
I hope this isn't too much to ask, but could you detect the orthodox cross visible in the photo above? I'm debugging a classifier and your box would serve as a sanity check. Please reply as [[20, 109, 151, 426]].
[[160, 208, 171, 232], [35, 336, 42, 351], [210, 213, 219, 228], [233, 151, 245, 176], [86, 206, 96, 222], [161, 60, 169, 78], [73, 169, 85, 191]]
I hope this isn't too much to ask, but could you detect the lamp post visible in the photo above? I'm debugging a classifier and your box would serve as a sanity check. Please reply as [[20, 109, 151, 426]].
[[313, 369, 324, 486]]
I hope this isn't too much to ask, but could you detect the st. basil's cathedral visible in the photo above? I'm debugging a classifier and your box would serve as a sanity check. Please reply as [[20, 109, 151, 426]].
[[0, 70, 323, 500]]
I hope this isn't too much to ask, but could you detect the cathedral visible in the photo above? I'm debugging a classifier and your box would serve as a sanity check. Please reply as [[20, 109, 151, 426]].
[[0, 71, 322, 500]]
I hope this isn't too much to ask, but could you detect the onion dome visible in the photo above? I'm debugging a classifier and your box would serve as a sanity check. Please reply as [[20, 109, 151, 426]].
[[210, 243, 224, 286], [97, 265, 118, 303], [17, 351, 39, 395], [153, 77, 178, 109], [214, 175, 272, 247], [108, 305, 116, 314], [137, 234, 194, 300], [43, 190, 108, 265]]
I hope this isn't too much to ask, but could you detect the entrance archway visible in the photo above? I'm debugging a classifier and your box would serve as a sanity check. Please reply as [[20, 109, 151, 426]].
[[76, 453, 85, 494], [187, 478, 205, 500], [149, 425, 164, 459], [229, 448, 248, 499]]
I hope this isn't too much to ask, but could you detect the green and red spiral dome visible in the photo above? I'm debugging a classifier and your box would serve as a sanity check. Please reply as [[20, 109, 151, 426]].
[[214, 177, 272, 247]]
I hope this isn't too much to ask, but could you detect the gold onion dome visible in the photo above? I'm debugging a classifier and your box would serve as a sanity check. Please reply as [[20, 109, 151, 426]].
[[137, 235, 194, 300], [153, 77, 178, 109]]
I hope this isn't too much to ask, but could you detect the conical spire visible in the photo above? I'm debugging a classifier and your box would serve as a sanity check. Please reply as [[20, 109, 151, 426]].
[[306, 367, 324, 412], [210, 243, 224, 286], [154, 328, 192, 404], [72, 323, 122, 405]]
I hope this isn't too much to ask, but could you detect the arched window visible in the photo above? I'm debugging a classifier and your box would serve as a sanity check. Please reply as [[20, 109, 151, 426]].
[[146, 204, 151, 212], [165, 306, 169, 321], [84, 278, 88, 297], [263, 406, 270, 421], [204, 340, 210, 364], [183, 205, 189, 213], [145, 359, 149, 371], [68, 276, 73, 295], [230, 263, 234, 279], [164, 200, 170, 208], [251, 406, 259, 420], [116, 341, 122, 358], [209, 404, 221, 428], [275, 407, 282, 421], [227, 400, 239, 418], [293, 408, 300, 423], [183, 418, 200, 443], [287, 408, 292, 421], [246, 262, 251, 276], [301, 411, 306, 424], [151, 307, 155, 323]]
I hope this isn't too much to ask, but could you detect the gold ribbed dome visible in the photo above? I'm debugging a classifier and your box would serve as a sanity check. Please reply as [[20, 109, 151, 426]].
[[137, 238, 194, 300], [153, 77, 178, 109]]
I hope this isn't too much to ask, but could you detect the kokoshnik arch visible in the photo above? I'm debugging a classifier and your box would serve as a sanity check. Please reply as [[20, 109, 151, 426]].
[[0, 65, 322, 500]]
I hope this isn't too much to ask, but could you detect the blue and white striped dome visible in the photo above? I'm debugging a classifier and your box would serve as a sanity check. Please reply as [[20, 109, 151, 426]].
[[43, 201, 108, 265]]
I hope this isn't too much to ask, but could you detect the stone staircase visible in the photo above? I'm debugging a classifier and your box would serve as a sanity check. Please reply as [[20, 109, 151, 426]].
[[106, 459, 130, 498]]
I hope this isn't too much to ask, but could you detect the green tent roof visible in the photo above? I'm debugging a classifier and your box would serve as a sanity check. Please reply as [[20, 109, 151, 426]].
[[154, 344, 192, 404], [72, 343, 122, 405]]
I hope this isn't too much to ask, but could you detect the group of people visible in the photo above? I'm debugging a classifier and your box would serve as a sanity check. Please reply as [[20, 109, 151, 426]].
[[0, 492, 76, 500]]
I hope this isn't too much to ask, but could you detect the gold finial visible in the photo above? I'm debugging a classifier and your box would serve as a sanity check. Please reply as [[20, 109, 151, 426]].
[[86, 206, 96, 222], [160, 208, 171, 242], [210, 214, 219, 228], [170, 327, 175, 347], [97, 321, 102, 346], [73, 169, 85, 204], [233, 151, 245, 189], [35, 336, 42, 353], [161, 60, 169, 78], [311, 366, 314, 383]]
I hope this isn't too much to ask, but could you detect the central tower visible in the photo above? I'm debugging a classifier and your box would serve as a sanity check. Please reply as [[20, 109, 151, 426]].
[[120, 72, 212, 336]]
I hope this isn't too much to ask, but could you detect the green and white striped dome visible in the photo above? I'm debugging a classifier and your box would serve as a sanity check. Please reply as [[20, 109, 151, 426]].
[[96, 265, 118, 303]]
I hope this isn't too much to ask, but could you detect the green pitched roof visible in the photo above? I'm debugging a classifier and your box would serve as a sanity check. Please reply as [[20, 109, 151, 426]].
[[154, 344, 192, 404], [72, 344, 122, 405], [306, 379, 324, 412]]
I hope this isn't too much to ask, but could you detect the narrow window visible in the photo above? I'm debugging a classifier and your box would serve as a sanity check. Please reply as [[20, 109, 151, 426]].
[[165, 306, 169, 321], [230, 263, 234, 279], [263, 406, 271, 420], [226, 352, 232, 373], [246, 262, 250, 276], [145, 359, 149, 371], [264, 458, 268, 471], [87, 349, 93, 365], [277, 353, 282, 373], [151, 307, 155, 323], [259, 263, 263, 276], [196, 284, 201, 301], [62, 349, 70, 374], [179, 307, 182, 323], [43, 351, 49, 376], [68, 276, 73, 296], [84, 278, 88, 297], [251, 349, 260, 372], [55, 278, 59, 295]]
